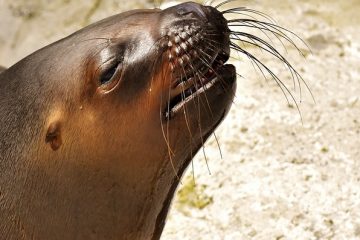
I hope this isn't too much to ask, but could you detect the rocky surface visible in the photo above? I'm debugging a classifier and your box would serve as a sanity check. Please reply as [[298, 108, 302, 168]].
[[1, 0, 359, 239]]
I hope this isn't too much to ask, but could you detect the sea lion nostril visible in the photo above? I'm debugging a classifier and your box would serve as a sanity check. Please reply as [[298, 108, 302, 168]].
[[175, 2, 207, 19]]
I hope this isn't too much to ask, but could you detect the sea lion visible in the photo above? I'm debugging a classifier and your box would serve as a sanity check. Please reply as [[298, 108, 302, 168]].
[[0, 1, 307, 239], [0, 2, 236, 240]]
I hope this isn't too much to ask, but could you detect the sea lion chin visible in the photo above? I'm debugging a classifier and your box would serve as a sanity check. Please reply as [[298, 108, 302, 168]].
[[0, 2, 235, 240]]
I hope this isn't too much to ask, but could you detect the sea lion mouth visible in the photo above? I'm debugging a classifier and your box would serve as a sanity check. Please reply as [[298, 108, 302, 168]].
[[159, 3, 235, 120], [165, 50, 233, 119]]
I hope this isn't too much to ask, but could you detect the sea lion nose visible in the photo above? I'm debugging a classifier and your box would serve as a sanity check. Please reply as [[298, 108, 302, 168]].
[[174, 2, 207, 19]]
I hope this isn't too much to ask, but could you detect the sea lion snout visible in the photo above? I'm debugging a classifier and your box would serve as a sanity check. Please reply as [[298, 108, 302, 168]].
[[156, 3, 234, 120]]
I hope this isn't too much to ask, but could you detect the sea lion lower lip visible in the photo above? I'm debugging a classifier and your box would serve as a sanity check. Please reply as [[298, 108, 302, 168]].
[[165, 64, 236, 119]]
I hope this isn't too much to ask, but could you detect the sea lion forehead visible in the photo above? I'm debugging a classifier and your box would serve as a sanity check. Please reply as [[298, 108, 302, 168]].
[[78, 8, 163, 37]]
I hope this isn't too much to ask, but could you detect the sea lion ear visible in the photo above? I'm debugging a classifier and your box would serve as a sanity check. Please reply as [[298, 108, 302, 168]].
[[45, 121, 62, 151]]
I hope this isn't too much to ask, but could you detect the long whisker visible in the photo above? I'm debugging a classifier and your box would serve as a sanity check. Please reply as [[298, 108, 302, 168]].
[[214, 0, 241, 9], [158, 58, 179, 180], [222, 7, 277, 24], [179, 71, 196, 182], [230, 33, 298, 85], [227, 19, 315, 102], [228, 18, 311, 55], [213, 132, 223, 159], [230, 42, 304, 123]]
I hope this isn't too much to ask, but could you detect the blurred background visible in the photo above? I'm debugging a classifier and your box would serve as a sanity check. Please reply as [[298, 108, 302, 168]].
[[1, 0, 359, 239]]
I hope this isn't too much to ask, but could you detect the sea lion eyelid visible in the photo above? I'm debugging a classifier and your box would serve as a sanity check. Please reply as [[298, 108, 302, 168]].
[[100, 62, 120, 85], [97, 46, 125, 87]]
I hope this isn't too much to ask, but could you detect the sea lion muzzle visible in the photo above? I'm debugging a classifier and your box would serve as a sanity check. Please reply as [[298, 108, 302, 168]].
[[157, 3, 235, 120]]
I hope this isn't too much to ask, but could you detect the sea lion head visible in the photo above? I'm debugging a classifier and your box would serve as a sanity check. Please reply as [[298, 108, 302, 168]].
[[0, 2, 235, 239], [69, 2, 236, 168], [29, 2, 236, 181], [35, 2, 236, 161]]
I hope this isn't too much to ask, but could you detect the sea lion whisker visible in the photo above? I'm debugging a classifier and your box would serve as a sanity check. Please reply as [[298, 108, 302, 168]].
[[197, 48, 213, 63], [184, 53, 215, 119], [147, 36, 171, 91], [176, 54, 211, 174], [229, 23, 291, 50], [177, 66, 204, 179], [231, 47, 297, 111], [230, 42, 287, 94], [202, 33, 225, 38], [225, 55, 244, 79], [195, 37, 228, 88], [230, 27, 290, 63], [230, 34, 298, 94], [229, 18, 311, 56], [230, 33, 266, 56], [222, 7, 277, 24], [159, 62, 175, 157], [227, 17, 315, 102], [204, 0, 216, 6], [175, 31, 218, 120], [159, 65, 180, 180], [229, 34, 292, 75], [199, 54, 230, 95], [184, 109, 197, 183], [201, 37, 224, 49], [213, 0, 241, 9], [197, 90, 211, 175], [187, 37, 226, 159], [228, 20, 287, 53], [197, 42, 229, 90], [230, 34, 293, 91], [228, 21, 300, 56], [198, 49, 237, 103], [197, 47, 231, 91], [144, 34, 173, 95], [213, 132, 223, 159], [225, 11, 263, 22], [203, 43, 219, 56], [166, 71, 179, 178], [178, 71, 195, 178], [230, 43, 304, 123], [149, 49, 163, 93], [230, 33, 307, 102]]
